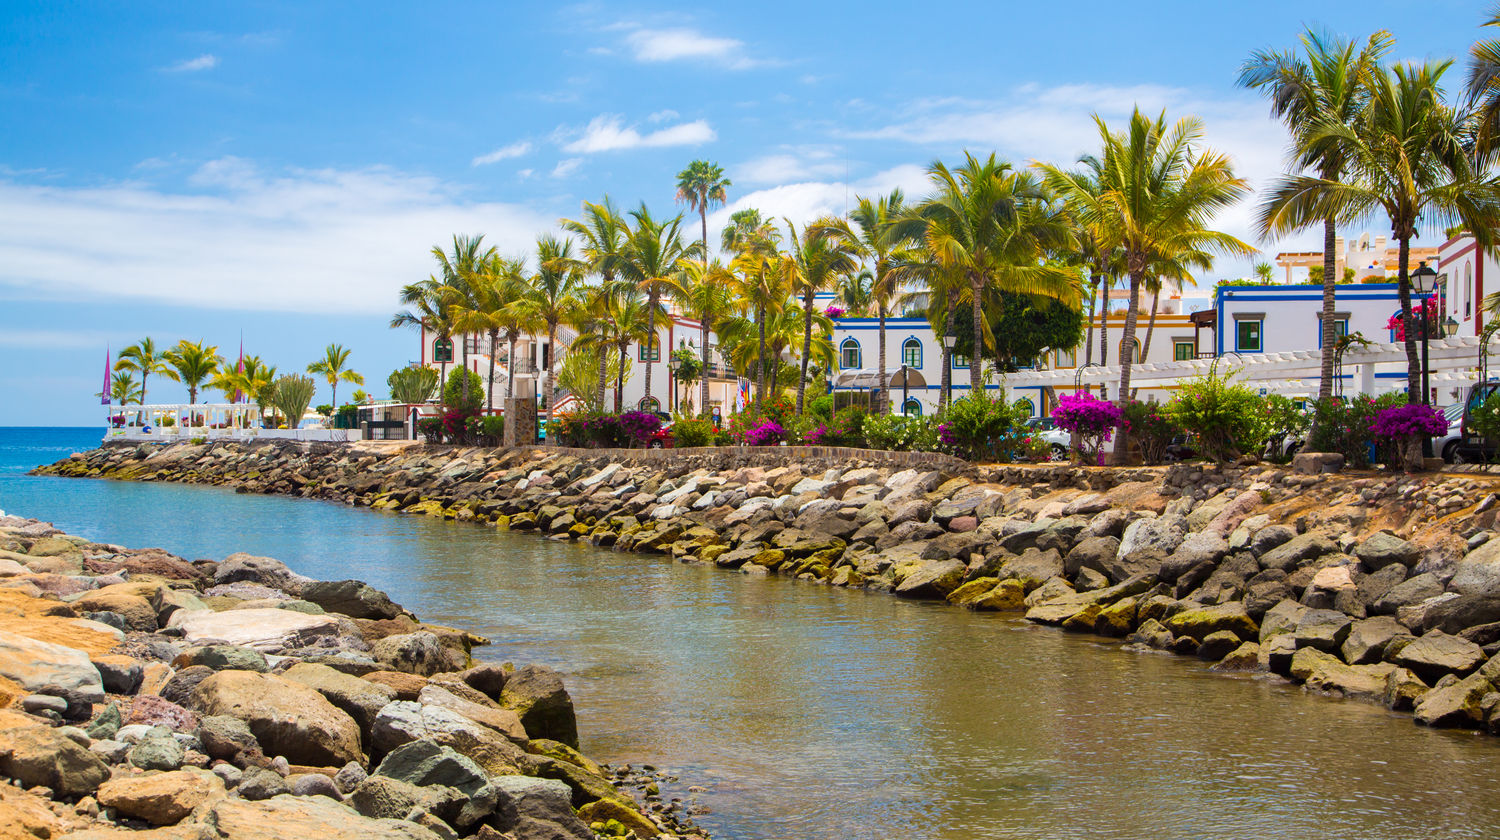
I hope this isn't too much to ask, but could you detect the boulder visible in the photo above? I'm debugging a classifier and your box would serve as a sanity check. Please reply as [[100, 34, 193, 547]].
[[1341, 616, 1405, 665], [1117, 515, 1187, 561], [168, 609, 340, 652], [1197, 630, 1242, 662], [288, 773, 343, 800], [129, 730, 186, 770], [1293, 609, 1352, 653], [97, 769, 225, 825], [1064, 536, 1119, 579], [1160, 532, 1229, 581], [1451, 538, 1500, 596], [174, 645, 269, 673], [1421, 593, 1500, 635], [1213, 642, 1262, 671], [213, 552, 313, 594], [0, 725, 110, 798], [0, 627, 105, 702], [283, 662, 397, 734], [894, 559, 966, 599], [1289, 648, 1394, 701], [490, 775, 593, 840], [363, 671, 428, 701], [202, 794, 442, 840], [71, 584, 159, 631], [1356, 532, 1421, 571], [1413, 672, 1494, 727], [1163, 602, 1258, 642], [349, 775, 463, 823], [370, 632, 464, 677], [370, 702, 526, 775], [501, 665, 578, 749], [299, 580, 403, 620], [197, 714, 260, 761], [238, 767, 290, 801], [998, 548, 1065, 588], [1355, 564, 1409, 613], [374, 739, 489, 796], [418, 684, 526, 741], [1382, 667, 1429, 711], [920, 532, 984, 563], [1258, 532, 1336, 572], [1393, 631, 1487, 682], [188, 670, 363, 767]]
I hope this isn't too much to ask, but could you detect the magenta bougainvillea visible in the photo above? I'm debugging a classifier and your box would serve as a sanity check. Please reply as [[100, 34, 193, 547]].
[[824, 305, 847, 319], [1386, 298, 1440, 342], [1369, 402, 1448, 440], [1052, 393, 1122, 463], [741, 420, 786, 446]]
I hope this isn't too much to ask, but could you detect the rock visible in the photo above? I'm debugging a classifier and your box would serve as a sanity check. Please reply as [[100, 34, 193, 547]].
[[300, 580, 403, 620], [85, 703, 121, 740], [1163, 602, 1258, 642], [1452, 538, 1500, 596], [71, 585, 159, 631], [20, 693, 65, 715], [419, 685, 526, 741], [363, 671, 428, 701], [1372, 573, 1445, 616], [1258, 532, 1336, 572], [197, 714, 260, 761], [500, 665, 578, 749], [0, 782, 78, 839], [174, 644, 269, 673], [283, 662, 397, 734], [126, 695, 199, 731], [1341, 616, 1405, 665], [1289, 648, 1394, 701], [1393, 631, 1487, 682], [96, 769, 225, 825], [1117, 515, 1187, 560], [237, 767, 290, 800], [160, 666, 214, 707], [334, 761, 367, 794], [203, 793, 443, 840], [1160, 533, 1229, 581], [491, 775, 593, 840], [998, 548, 1065, 588], [130, 731, 186, 770], [348, 775, 459, 822], [288, 772, 343, 800], [168, 609, 340, 651], [920, 532, 984, 563], [370, 632, 464, 677], [89, 738, 129, 763], [0, 627, 105, 702], [970, 579, 1026, 611], [1249, 524, 1295, 555], [214, 763, 243, 788], [188, 670, 363, 767], [374, 740, 489, 795], [1383, 667, 1430, 711], [1064, 536, 1119, 579], [1356, 532, 1421, 570], [1355, 563, 1408, 612], [0, 725, 111, 798], [1421, 593, 1500, 635], [213, 552, 313, 594], [1197, 630, 1242, 661], [1291, 451, 1344, 474], [457, 665, 508, 701], [894, 559, 966, 599], [1414, 672, 1494, 727], [370, 702, 525, 775], [1213, 642, 1262, 671], [94, 655, 146, 694], [1293, 609, 1352, 653]]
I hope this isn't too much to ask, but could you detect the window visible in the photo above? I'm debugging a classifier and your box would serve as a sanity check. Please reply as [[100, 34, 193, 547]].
[[464, 335, 486, 355], [840, 338, 861, 370], [1055, 347, 1077, 368], [1016, 397, 1036, 418], [1235, 319, 1263, 352], [1467, 262, 1474, 318], [902, 398, 922, 417], [1120, 337, 1140, 364], [638, 336, 660, 362], [1174, 341, 1195, 361], [901, 337, 922, 369], [951, 352, 970, 369], [637, 396, 660, 413], [432, 339, 454, 363]]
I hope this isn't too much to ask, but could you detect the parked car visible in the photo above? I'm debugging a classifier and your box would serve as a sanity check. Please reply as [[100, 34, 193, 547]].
[[647, 425, 674, 449], [1025, 417, 1070, 460], [1451, 383, 1500, 464], [1433, 403, 1465, 462]]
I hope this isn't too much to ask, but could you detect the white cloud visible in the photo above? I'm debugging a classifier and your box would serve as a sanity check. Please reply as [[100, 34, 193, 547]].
[[471, 141, 532, 166], [705, 164, 930, 254], [736, 147, 845, 185], [166, 54, 218, 72], [558, 114, 715, 153], [551, 158, 582, 178], [0, 159, 555, 315], [517, 168, 535, 179], [647, 109, 679, 123], [0, 328, 117, 349], [619, 25, 761, 69]]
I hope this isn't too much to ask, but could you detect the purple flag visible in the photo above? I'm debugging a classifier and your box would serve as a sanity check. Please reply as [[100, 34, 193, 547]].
[[101, 347, 111, 405]]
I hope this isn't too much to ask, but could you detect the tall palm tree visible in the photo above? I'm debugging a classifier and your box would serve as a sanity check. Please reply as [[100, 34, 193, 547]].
[[306, 343, 364, 409], [392, 276, 454, 384], [810, 190, 912, 413], [431, 234, 499, 406], [101, 371, 142, 406], [562, 197, 630, 402], [164, 340, 223, 404], [447, 255, 527, 410], [211, 355, 276, 423], [1040, 110, 1252, 460], [675, 160, 732, 267], [612, 204, 694, 408], [723, 209, 784, 409], [601, 287, 657, 412], [669, 259, 741, 414], [522, 235, 584, 410], [836, 270, 875, 316], [899, 152, 1080, 396], [1468, 5, 1500, 159], [1259, 60, 1500, 400], [782, 218, 858, 413], [567, 283, 622, 410], [1241, 29, 1392, 403], [115, 338, 174, 405]]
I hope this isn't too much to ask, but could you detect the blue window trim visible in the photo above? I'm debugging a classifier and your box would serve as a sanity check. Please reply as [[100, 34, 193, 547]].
[[1316, 318, 1349, 349], [1016, 397, 1036, 417], [839, 338, 861, 370], [902, 398, 922, 417], [901, 337, 923, 369], [951, 352, 970, 369], [1234, 319, 1263, 353]]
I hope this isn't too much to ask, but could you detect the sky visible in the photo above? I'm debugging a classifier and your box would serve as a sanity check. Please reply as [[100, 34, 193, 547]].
[[0, 0, 1490, 425]]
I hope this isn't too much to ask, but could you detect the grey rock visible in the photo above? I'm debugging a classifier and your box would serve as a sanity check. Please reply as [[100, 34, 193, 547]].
[[375, 740, 489, 796], [213, 763, 243, 788], [998, 548, 1065, 587], [1258, 599, 1307, 643], [1394, 630, 1487, 681], [1356, 563, 1409, 612], [21, 694, 67, 715], [491, 775, 593, 840], [214, 552, 312, 594], [1451, 538, 1500, 596], [239, 766, 290, 800], [128, 732, 185, 771], [1249, 524, 1295, 555], [89, 738, 129, 763], [1373, 573, 1445, 616], [334, 761, 368, 794], [1160, 532, 1229, 581], [1294, 609, 1353, 653], [1258, 532, 1337, 572], [85, 703, 121, 740], [1341, 616, 1406, 665], [1356, 532, 1421, 570], [370, 632, 463, 677], [177, 644, 269, 673], [500, 665, 578, 749], [1117, 515, 1187, 561], [1421, 593, 1500, 635], [288, 772, 343, 800], [159, 664, 215, 707], [1064, 536, 1119, 579], [197, 714, 260, 761]]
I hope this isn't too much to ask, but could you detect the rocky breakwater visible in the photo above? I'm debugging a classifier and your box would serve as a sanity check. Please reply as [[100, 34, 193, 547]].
[[38, 440, 1500, 736], [0, 513, 695, 840]]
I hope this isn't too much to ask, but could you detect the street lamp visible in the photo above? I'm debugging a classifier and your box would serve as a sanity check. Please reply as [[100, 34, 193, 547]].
[[942, 324, 959, 408], [1411, 261, 1439, 406]]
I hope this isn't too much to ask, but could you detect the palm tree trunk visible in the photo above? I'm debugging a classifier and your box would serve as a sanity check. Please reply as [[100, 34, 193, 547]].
[[1084, 277, 1098, 369], [545, 323, 557, 411], [615, 340, 628, 413], [1318, 216, 1338, 403], [330, 381, 337, 411], [700, 208, 709, 270], [756, 305, 767, 411], [877, 302, 888, 414], [970, 275, 984, 398], [700, 322, 711, 416], [506, 334, 517, 403], [461, 334, 472, 406], [1114, 269, 1143, 465], [797, 290, 813, 414], [643, 292, 657, 405], [1133, 288, 1162, 400], [487, 330, 499, 412], [1396, 235, 1421, 402], [1098, 277, 1110, 401]]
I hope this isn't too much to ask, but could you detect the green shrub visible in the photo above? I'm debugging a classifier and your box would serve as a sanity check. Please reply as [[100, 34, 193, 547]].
[[1308, 392, 1405, 468], [161, 416, 176, 427], [1469, 393, 1500, 460], [1120, 400, 1182, 465], [938, 393, 1020, 462], [863, 413, 939, 452], [442, 368, 485, 413], [315, 404, 334, 416], [417, 417, 443, 443], [807, 394, 834, 421], [672, 418, 715, 447], [189, 436, 207, 445], [1166, 367, 1264, 462]]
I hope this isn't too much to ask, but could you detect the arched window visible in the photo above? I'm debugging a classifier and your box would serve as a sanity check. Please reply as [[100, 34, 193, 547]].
[[1466, 262, 1474, 318], [902, 398, 922, 417], [1120, 337, 1141, 364], [901, 337, 922, 369], [433, 338, 454, 363], [638, 335, 660, 362], [840, 338, 862, 369], [1016, 397, 1036, 418], [637, 396, 661, 413]]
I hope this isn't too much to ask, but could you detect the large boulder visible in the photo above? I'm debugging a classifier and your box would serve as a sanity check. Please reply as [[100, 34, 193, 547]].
[[213, 553, 313, 594], [1163, 602, 1258, 642], [0, 725, 111, 798], [174, 644, 269, 673], [202, 794, 442, 840], [501, 665, 578, 749], [283, 662, 397, 734], [1356, 532, 1421, 571], [1064, 536, 1119, 579], [370, 702, 526, 775], [1341, 616, 1406, 665], [168, 609, 341, 652], [418, 684, 526, 741], [370, 632, 464, 677], [96, 768, 226, 825], [894, 559, 966, 599], [998, 548, 1065, 588], [1392, 631, 1487, 682], [1288, 648, 1394, 702], [1292, 609, 1352, 653], [299, 580, 403, 620], [1420, 594, 1500, 635], [1258, 532, 1337, 572], [1160, 532, 1229, 581], [0, 627, 105, 703], [1117, 515, 1187, 561], [374, 739, 489, 795], [1450, 538, 1500, 596], [1413, 672, 1494, 727], [1372, 573, 1445, 616], [491, 775, 594, 840], [188, 670, 363, 766]]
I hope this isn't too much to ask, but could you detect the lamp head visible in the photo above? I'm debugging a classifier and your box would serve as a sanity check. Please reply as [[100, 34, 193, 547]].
[[1411, 261, 1438, 294]]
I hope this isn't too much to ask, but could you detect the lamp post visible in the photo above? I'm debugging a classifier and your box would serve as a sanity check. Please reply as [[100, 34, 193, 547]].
[[942, 325, 958, 409], [1411, 261, 1438, 406], [899, 365, 910, 415]]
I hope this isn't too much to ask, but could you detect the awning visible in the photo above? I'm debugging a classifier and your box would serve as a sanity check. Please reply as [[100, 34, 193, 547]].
[[833, 368, 928, 390]]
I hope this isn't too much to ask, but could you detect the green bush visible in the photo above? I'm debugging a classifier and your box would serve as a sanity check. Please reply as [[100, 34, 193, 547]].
[[807, 394, 834, 421], [1166, 367, 1264, 462], [1254, 394, 1309, 460], [1120, 400, 1182, 465], [672, 417, 715, 447], [442, 368, 485, 413], [465, 413, 504, 445], [863, 413, 939, 452], [938, 393, 1020, 461], [315, 404, 334, 416], [1307, 392, 1405, 468], [1469, 393, 1500, 460]]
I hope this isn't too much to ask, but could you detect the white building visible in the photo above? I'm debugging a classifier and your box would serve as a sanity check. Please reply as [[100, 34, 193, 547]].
[[1437, 233, 1498, 340]]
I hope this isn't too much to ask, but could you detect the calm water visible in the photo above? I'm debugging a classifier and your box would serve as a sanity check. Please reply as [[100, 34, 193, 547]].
[[3, 427, 1500, 839]]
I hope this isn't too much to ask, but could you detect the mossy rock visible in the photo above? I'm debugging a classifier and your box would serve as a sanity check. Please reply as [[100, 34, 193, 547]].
[[1163, 602, 1258, 642], [971, 579, 1026, 611], [568, 523, 591, 539], [947, 577, 999, 606], [1094, 595, 1138, 637], [750, 549, 785, 568], [1061, 603, 1103, 633], [699, 545, 730, 564], [524, 737, 603, 777], [492, 514, 512, 530], [508, 512, 538, 530], [405, 500, 448, 518]]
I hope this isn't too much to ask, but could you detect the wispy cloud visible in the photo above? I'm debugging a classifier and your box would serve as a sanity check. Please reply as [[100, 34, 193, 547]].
[[166, 54, 218, 73], [558, 114, 715, 154], [737, 147, 846, 185], [471, 141, 532, 166], [551, 158, 583, 178], [612, 24, 769, 70], [0, 159, 555, 314]]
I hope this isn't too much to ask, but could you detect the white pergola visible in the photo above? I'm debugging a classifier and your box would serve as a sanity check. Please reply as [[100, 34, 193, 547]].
[[104, 404, 361, 443]]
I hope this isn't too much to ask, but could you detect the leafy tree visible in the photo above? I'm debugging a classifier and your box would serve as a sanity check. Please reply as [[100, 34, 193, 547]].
[[388, 366, 440, 405], [306, 343, 364, 408], [430, 233, 499, 406], [392, 276, 455, 383], [267, 374, 317, 430], [520, 235, 583, 409], [612, 204, 694, 404], [722, 209, 784, 409], [669, 259, 740, 413], [115, 338, 174, 405], [674, 160, 731, 267], [163, 340, 223, 404], [949, 291, 1085, 372], [441, 367, 485, 413], [782, 218, 858, 413], [556, 344, 628, 413], [100, 371, 142, 405]]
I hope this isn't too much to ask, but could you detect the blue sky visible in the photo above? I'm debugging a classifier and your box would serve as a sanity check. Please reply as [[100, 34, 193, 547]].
[[0, 1, 1487, 424]]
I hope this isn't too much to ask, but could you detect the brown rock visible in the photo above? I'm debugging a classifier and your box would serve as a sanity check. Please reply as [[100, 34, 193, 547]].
[[363, 671, 428, 701], [96, 769, 226, 825], [188, 670, 363, 767], [0, 724, 110, 798], [0, 782, 81, 840], [419, 685, 526, 741], [126, 695, 200, 732]]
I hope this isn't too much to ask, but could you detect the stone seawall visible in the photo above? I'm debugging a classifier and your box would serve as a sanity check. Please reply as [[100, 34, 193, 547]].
[[36, 440, 1500, 738], [0, 510, 702, 840]]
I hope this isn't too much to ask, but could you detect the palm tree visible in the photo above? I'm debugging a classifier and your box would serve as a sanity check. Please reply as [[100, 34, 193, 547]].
[[612, 204, 694, 409], [306, 343, 364, 409], [447, 255, 526, 409], [163, 340, 223, 404], [523, 235, 584, 410], [900, 153, 1080, 396], [115, 338, 174, 405], [431, 234, 499, 406], [1259, 60, 1500, 400], [1039, 110, 1252, 460], [101, 371, 142, 405], [669, 259, 741, 414], [562, 197, 630, 402], [392, 276, 454, 384], [1241, 29, 1392, 404], [723, 209, 783, 409], [212, 355, 276, 423], [783, 218, 858, 412], [836, 270, 875, 316], [567, 283, 619, 409], [601, 287, 657, 412], [675, 160, 732, 267], [810, 191, 912, 413], [1468, 6, 1500, 159]]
